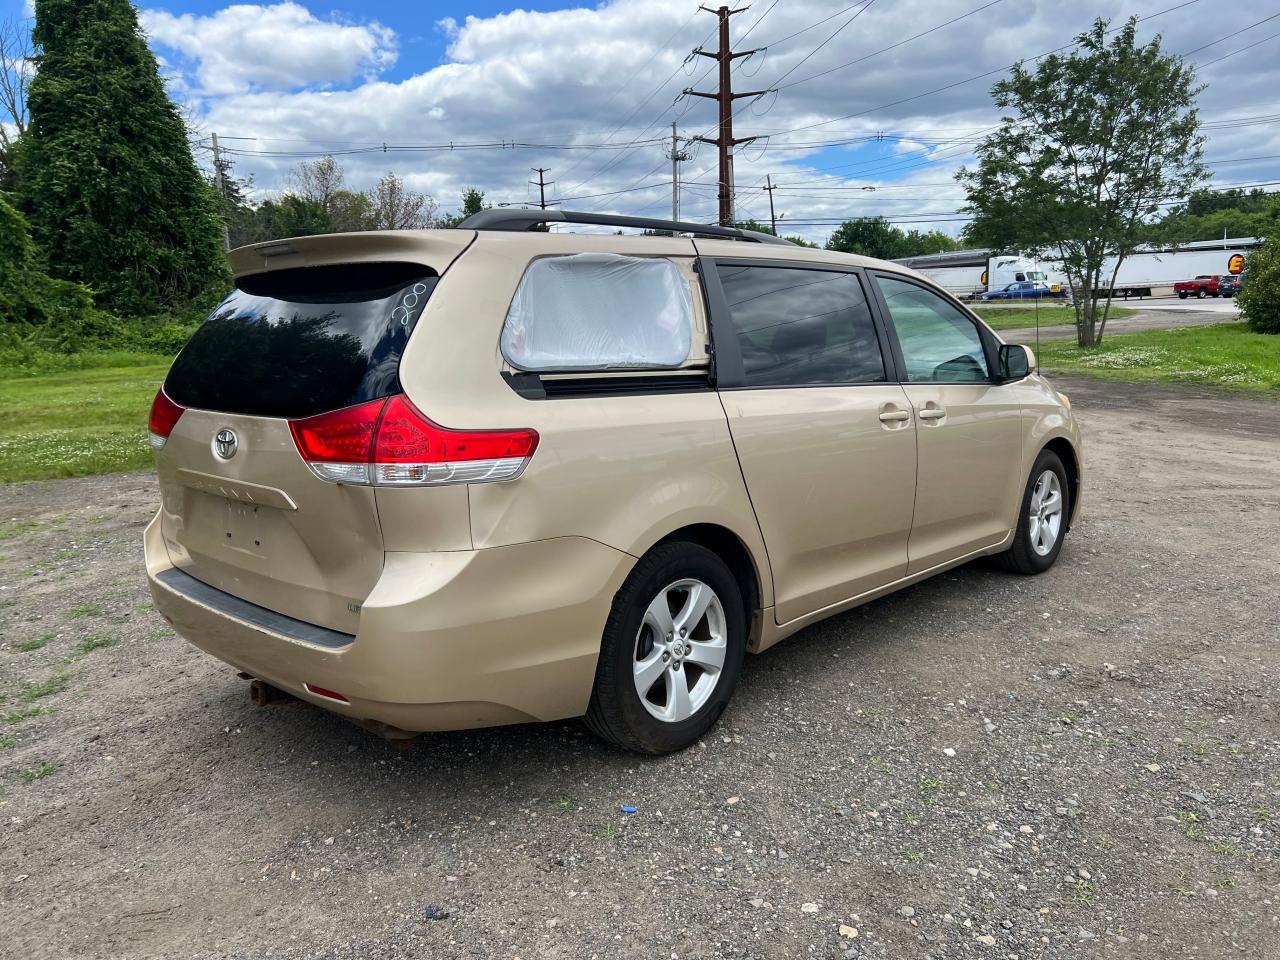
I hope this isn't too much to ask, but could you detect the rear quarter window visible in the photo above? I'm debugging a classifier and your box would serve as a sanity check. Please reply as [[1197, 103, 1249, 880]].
[[165, 262, 436, 419], [500, 253, 694, 372]]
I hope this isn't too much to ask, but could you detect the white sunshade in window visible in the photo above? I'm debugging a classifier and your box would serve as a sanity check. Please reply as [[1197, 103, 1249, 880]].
[[501, 253, 694, 371]]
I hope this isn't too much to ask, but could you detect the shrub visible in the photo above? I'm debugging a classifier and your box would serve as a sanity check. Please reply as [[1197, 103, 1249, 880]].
[[1238, 238, 1280, 335]]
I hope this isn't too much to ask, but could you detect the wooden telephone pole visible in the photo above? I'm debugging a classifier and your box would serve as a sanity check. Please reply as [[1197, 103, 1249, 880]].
[[669, 122, 692, 222], [530, 167, 555, 209], [685, 6, 768, 225], [764, 174, 778, 235]]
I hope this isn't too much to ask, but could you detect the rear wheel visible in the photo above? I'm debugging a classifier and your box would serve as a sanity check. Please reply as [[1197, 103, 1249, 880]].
[[994, 449, 1070, 575], [1197, 287, 1207, 299], [585, 542, 746, 754], [1178, 291, 1188, 299]]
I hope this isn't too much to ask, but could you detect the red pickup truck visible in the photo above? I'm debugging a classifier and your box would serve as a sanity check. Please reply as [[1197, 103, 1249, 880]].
[[1174, 275, 1226, 298]]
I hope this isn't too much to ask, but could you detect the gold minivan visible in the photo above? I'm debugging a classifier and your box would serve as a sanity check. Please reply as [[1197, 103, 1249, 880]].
[[145, 210, 1082, 754]]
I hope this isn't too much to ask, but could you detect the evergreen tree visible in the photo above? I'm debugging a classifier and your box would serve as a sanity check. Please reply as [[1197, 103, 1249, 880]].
[[22, 0, 227, 314]]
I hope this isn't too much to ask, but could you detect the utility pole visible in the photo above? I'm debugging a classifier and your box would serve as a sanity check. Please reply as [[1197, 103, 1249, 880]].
[[668, 122, 691, 222], [686, 5, 769, 226], [210, 131, 231, 252], [764, 174, 778, 235], [530, 167, 555, 209]]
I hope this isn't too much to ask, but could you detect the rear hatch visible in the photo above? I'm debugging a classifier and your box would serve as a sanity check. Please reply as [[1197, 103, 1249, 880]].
[[151, 235, 472, 633]]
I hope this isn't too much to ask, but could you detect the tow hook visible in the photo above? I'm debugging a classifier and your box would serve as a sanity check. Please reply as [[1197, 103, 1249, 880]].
[[248, 678, 294, 706]]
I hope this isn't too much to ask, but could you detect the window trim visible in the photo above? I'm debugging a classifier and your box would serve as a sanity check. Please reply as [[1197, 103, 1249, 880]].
[[865, 270, 1003, 386], [699, 257, 900, 390]]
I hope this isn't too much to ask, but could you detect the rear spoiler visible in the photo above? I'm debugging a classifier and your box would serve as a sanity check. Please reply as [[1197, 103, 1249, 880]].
[[228, 230, 476, 281]]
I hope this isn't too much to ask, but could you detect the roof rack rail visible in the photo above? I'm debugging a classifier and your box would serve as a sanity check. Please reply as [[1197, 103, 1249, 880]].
[[457, 208, 794, 246]]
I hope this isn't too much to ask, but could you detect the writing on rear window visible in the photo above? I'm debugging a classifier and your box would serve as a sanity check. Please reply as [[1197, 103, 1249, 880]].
[[165, 262, 437, 419]]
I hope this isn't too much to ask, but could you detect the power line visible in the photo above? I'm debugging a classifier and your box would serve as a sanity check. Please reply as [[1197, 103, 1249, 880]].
[[755, 0, 1206, 139], [1182, 11, 1280, 57], [554, 4, 716, 188], [560, 0, 783, 197], [1196, 28, 1280, 68], [777, 0, 1005, 92]]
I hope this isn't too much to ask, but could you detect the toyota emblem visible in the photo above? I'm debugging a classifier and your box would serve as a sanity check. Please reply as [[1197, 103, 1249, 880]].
[[214, 428, 238, 460]]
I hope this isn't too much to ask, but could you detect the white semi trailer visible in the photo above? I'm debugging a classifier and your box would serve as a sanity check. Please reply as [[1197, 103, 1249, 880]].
[[897, 237, 1262, 300]]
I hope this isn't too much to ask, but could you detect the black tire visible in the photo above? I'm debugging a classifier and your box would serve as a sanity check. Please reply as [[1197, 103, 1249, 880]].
[[1178, 291, 1188, 299], [994, 449, 1071, 575], [1197, 287, 1207, 299], [584, 541, 746, 754]]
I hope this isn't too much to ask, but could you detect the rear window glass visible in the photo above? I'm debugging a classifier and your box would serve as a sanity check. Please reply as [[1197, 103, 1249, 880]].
[[165, 262, 437, 418], [501, 253, 693, 371]]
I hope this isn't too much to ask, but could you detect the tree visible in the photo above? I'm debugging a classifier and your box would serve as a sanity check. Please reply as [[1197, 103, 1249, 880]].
[[248, 196, 332, 243], [959, 17, 1206, 346], [0, 16, 33, 193], [366, 172, 436, 230], [0, 16, 31, 148], [903, 229, 960, 256], [825, 217, 909, 260], [1236, 238, 1280, 334], [437, 187, 490, 227], [1157, 188, 1280, 244], [292, 155, 347, 213], [21, 0, 227, 314], [0, 190, 105, 348]]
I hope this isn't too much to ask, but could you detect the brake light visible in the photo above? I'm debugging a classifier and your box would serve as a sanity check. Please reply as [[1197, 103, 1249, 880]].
[[289, 395, 538, 486], [148, 389, 186, 450], [289, 398, 384, 484]]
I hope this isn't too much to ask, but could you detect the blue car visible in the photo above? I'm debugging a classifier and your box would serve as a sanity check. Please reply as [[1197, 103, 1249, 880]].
[[982, 280, 1067, 301]]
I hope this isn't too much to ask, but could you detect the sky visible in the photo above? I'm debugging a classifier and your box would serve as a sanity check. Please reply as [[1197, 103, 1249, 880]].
[[3, 0, 1279, 242]]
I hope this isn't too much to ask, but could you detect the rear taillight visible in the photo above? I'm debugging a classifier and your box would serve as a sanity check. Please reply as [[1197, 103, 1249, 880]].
[[148, 389, 186, 450], [289, 395, 538, 487]]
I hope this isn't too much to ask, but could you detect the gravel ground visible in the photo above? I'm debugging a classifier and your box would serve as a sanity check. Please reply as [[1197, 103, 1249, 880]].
[[1, 375, 1277, 960]]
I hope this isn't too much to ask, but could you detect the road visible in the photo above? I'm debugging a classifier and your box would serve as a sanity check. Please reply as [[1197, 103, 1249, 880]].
[[1, 375, 1277, 960], [1000, 296, 1240, 344]]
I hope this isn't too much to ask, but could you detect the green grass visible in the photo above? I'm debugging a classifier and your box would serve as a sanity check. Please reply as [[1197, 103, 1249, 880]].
[[2, 706, 47, 724], [76, 635, 116, 655], [12, 636, 49, 653], [1038, 323, 1280, 393], [17, 674, 68, 702], [19, 762, 57, 782], [972, 304, 1136, 331], [0, 515, 66, 540], [65, 603, 103, 619], [0, 354, 171, 482]]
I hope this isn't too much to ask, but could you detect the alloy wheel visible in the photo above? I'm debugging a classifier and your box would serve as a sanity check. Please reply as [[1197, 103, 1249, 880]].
[[1028, 469, 1064, 557], [633, 579, 727, 723]]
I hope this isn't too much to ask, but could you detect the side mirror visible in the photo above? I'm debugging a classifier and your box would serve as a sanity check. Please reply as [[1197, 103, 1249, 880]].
[[999, 343, 1035, 381]]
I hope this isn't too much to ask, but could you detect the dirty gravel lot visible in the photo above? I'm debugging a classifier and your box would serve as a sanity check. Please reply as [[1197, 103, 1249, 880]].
[[1, 376, 1277, 960]]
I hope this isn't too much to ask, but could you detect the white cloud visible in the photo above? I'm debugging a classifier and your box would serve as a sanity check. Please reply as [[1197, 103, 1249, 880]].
[[150, 0, 1280, 241], [141, 2, 397, 95]]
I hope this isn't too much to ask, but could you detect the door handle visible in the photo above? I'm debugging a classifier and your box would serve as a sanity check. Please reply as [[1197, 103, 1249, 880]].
[[878, 409, 911, 423], [918, 407, 947, 420]]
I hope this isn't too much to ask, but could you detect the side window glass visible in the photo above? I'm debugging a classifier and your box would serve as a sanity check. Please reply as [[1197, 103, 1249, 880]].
[[501, 253, 693, 371], [715, 265, 886, 387], [875, 275, 989, 383]]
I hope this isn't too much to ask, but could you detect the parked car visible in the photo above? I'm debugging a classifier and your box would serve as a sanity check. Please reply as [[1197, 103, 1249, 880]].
[[1218, 274, 1242, 297], [982, 280, 1068, 301], [1174, 275, 1226, 298], [145, 210, 1083, 755]]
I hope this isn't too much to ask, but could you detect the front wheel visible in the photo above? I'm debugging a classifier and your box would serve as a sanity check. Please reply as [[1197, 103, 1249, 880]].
[[994, 450, 1071, 575], [585, 542, 746, 754], [1197, 288, 1207, 299]]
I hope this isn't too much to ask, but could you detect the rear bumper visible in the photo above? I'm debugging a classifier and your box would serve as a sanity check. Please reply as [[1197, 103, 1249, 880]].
[[145, 513, 634, 731]]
